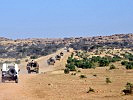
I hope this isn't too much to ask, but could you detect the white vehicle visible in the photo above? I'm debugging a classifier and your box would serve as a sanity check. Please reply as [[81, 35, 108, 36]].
[[1, 63, 20, 83]]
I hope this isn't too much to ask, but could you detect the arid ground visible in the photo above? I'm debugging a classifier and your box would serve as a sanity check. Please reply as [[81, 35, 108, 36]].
[[0, 48, 133, 100]]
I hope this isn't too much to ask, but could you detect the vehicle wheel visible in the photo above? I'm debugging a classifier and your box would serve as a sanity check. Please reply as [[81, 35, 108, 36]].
[[1, 78, 5, 83], [15, 78, 18, 83], [36, 70, 39, 73], [28, 70, 31, 74]]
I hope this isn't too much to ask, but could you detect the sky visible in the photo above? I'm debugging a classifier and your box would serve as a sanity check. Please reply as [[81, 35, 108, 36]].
[[0, 0, 133, 39]]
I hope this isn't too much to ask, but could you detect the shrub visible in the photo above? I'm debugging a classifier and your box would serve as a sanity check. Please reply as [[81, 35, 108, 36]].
[[79, 61, 94, 69], [121, 61, 128, 65], [66, 63, 76, 71], [30, 55, 38, 59], [87, 87, 95, 93], [80, 75, 87, 78], [111, 55, 122, 62], [109, 64, 116, 70], [123, 53, 133, 61], [121, 61, 133, 69], [126, 64, 133, 69], [64, 68, 70, 74], [99, 58, 110, 67], [106, 77, 112, 84], [122, 82, 133, 95], [91, 56, 101, 62]]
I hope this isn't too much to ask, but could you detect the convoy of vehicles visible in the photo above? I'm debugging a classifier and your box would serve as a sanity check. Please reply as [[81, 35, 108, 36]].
[[0, 48, 68, 83]]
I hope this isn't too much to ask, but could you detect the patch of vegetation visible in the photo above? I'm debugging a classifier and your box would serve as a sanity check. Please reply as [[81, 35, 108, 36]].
[[66, 54, 95, 69], [66, 63, 76, 71], [87, 87, 95, 93], [99, 58, 110, 67], [121, 61, 133, 69], [80, 74, 87, 78], [90, 55, 122, 67], [111, 55, 122, 62], [122, 82, 133, 95], [109, 64, 116, 70], [123, 53, 133, 61], [30, 55, 38, 59], [106, 77, 112, 84], [64, 68, 70, 74], [121, 61, 128, 65]]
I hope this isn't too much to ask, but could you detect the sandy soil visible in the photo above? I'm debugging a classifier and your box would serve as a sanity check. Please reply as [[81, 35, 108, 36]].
[[0, 49, 133, 100]]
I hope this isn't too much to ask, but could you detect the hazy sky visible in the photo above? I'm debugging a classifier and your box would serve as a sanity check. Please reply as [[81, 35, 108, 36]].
[[0, 0, 133, 39]]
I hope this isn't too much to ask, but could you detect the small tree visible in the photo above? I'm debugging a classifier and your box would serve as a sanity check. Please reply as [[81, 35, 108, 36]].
[[64, 68, 70, 74], [109, 64, 116, 70], [106, 77, 112, 84], [123, 82, 133, 95]]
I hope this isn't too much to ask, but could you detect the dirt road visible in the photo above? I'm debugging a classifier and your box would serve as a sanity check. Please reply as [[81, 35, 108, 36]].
[[0, 48, 72, 100]]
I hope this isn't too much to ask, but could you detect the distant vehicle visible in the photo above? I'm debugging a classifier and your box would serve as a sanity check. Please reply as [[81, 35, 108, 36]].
[[47, 57, 55, 65], [1, 63, 20, 83], [67, 49, 70, 52], [26, 60, 39, 74], [60, 52, 64, 56], [55, 55, 61, 60]]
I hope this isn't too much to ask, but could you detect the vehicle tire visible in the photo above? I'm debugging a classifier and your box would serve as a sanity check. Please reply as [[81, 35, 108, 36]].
[[8, 68, 16, 76], [15, 78, 18, 83], [1, 78, 5, 83], [28, 70, 31, 74], [36, 70, 39, 73]]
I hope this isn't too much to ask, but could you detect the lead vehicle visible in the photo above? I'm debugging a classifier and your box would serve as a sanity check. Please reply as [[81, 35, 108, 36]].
[[1, 63, 20, 83]]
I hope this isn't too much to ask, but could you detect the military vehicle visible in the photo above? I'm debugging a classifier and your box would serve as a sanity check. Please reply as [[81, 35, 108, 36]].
[[1, 63, 20, 83], [60, 52, 64, 56], [26, 60, 39, 74], [55, 55, 61, 60], [47, 57, 55, 65]]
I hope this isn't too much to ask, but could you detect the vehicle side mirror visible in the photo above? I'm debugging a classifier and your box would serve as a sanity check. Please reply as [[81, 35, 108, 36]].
[[18, 69, 20, 72], [1, 69, 2, 71]]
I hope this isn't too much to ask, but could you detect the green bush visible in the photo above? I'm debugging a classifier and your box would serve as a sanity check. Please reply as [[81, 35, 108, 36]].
[[30, 55, 38, 59], [66, 63, 76, 71], [121, 61, 133, 69], [123, 53, 133, 61], [99, 58, 110, 67], [121, 61, 128, 65], [126, 64, 133, 69], [64, 68, 70, 74], [111, 55, 122, 62], [91, 56, 101, 62]]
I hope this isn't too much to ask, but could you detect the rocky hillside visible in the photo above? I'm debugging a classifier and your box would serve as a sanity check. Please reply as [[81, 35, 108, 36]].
[[70, 33, 133, 51], [0, 33, 132, 58]]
